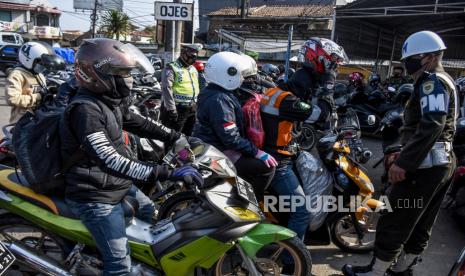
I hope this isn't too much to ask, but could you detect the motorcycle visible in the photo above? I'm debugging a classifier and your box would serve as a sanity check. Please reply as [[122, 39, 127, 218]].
[[159, 129, 385, 253], [347, 87, 398, 135], [449, 246, 465, 276], [130, 74, 163, 122], [445, 117, 465, 228], [0, 137, 312, 275]]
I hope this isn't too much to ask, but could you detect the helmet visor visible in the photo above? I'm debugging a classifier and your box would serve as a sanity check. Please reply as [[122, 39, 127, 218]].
[[320, 38, 349, 64], [41, 54, 66, 71], [94, 43, 155, 77]]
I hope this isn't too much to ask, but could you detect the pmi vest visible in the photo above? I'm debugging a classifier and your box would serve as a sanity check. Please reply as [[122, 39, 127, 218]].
[[260, 87, 294, 156], [169, 60, 200, 104]]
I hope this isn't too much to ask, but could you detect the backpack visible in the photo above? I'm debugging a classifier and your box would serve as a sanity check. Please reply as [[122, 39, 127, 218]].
[[242, 93, 265, 149], [13, 97, 98, 194]]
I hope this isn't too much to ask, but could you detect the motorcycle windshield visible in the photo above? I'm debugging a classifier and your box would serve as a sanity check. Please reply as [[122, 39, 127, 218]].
[[198, 146, 237, 178]]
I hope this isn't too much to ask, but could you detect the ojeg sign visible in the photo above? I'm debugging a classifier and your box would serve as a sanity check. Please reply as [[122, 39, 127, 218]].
[[154, 2, 193, 21]]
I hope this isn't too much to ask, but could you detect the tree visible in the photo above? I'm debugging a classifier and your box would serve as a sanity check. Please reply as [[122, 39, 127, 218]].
[[100, 10, 130, 40]]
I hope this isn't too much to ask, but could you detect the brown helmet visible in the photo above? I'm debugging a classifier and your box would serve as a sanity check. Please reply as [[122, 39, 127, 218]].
[[75, 38, 154, 93]]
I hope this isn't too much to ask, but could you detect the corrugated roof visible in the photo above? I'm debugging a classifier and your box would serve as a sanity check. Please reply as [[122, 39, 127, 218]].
[[208, 4, 333, 18]]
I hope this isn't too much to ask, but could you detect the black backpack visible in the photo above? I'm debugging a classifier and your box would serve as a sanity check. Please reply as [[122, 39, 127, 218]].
[[13, 98, 99, 194]]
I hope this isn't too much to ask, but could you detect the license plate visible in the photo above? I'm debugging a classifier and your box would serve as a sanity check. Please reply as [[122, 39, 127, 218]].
[[0, 241, 15, 275], [236, 178, 259, 206]]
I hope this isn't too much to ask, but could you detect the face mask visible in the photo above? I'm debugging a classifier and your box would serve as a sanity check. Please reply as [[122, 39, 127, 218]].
[[112, 75, 133, 98], [181, 51, 197, 66], [33, 63, 46, 74], [404, 58, 424, 75]]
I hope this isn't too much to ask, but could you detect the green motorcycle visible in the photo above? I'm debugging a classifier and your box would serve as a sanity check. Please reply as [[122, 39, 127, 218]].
[[0, 138, 311, 275]]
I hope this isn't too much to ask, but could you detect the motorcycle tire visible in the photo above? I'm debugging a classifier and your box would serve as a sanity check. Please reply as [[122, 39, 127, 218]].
[[0, 214, 70, 273], [212, 236, 312, 276], [296, 124, 317, 151], [329, 212, 376, 253]]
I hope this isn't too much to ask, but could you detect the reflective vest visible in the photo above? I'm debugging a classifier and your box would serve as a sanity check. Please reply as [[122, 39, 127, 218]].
[[260, 87, 294, 156], [169, 60, 200, 104]]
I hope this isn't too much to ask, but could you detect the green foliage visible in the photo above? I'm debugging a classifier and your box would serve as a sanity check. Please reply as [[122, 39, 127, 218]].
[[100, 10, 131, 40]]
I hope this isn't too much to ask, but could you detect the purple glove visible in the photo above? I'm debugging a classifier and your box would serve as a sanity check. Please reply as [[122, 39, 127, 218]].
[[170, 165, 204, 187], [255, 149, 278, 168]]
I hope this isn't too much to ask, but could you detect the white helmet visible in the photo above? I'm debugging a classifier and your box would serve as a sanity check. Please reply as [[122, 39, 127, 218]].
[[242, 54, 258, 78], [401, 31, 446, 60], [18, 41, 54, 70], [205, 52, 254, 90]]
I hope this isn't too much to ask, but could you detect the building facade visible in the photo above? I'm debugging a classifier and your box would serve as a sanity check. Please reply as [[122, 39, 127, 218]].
[[0, 0, 61, 42]]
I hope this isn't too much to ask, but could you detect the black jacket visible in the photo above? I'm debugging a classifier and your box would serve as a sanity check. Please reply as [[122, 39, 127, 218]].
[[60, 88, 177, 204]]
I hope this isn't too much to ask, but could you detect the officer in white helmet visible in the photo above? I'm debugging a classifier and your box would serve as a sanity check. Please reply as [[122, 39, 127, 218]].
[[6, 41, 64, 123], [343, 31, 457, 276], [193, 51, 277, 200]]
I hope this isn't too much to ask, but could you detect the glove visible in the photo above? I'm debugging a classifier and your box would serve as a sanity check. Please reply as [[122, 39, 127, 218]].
[[255, 149, 278, 168], [170, 165, 204, 188]]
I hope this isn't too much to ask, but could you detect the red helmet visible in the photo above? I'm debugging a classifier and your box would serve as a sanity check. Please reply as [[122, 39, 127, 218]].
[[298, 37, 348, 74], [75, 38, 154, 93], [348, 72, 364, 87], [193, 60, 204, 72]]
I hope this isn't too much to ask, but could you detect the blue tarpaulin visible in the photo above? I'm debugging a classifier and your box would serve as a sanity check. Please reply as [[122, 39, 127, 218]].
[[53, 48, 75, 64]]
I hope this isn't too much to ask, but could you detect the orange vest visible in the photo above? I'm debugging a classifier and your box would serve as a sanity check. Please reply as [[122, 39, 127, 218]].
[[260, 88, 294, 156]]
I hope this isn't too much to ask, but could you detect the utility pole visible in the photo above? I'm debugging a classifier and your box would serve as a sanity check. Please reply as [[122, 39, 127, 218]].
[[91, 0, 98, 38], [240, 0, 246, 19], [164, 0, 182, 61]]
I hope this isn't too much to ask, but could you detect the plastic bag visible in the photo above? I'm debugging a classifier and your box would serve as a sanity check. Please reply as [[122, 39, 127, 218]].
[[296, 151, 333, 231], [242, 93, 265, 149]]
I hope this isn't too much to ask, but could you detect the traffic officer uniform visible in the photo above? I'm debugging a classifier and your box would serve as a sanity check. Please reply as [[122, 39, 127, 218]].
[[343, 30, 457, 276], [375, 70, 457, 265], [161, 44, 201, 135]]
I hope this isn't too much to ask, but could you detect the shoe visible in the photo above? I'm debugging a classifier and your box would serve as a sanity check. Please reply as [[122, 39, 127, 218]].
[[342, 264, 374, 276], [342, 257, 391, 276], [386, 267, 413, 276]]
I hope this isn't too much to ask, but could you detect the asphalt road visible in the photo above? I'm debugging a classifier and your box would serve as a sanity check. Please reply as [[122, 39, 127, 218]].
[[0, 75, 463, 275]]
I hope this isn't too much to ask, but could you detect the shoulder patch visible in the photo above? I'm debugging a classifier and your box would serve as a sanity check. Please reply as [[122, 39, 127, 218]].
[[422, 81, 435, 95], [419, 74, 449, 115]]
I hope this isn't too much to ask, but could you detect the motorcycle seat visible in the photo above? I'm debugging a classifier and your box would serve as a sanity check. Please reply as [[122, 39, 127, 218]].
[[0, 166, 140, 222], [0, 166, 77, 219]]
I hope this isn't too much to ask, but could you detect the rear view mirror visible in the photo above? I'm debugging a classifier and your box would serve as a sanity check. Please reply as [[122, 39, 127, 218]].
[[388, 87, 396, 92], [367, 115, 376, 126]]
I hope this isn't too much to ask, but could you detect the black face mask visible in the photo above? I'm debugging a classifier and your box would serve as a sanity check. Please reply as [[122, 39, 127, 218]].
[[109, 75, 133, 98], [404, 58, 424, 75]]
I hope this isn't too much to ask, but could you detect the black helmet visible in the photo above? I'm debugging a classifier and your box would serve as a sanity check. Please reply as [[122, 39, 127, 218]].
[[261, 64, 280, 78], [334, 82, 347, 98], [368, 73, 381, 86], [395, 84, 413, 105]]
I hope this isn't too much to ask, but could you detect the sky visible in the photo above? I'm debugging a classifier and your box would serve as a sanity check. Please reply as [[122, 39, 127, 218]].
[[49, 0, 198, 32]]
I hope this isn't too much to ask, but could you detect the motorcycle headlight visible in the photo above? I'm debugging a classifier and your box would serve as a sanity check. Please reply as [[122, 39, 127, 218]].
[[224, 207, 260, 221]]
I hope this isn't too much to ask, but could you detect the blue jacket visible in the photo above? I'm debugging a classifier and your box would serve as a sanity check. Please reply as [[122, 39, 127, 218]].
[[193, 84, 258, 157]]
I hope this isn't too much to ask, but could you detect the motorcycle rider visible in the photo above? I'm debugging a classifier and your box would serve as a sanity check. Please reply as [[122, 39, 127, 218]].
[[388, 66, 412, 89], [367, 73, 382, 93], [160, 43, 203, 135], [287, 38, 348, 104], [193, 51, 277, 200], [343, 31, 457, 276], [262, 39, 347, 241], [61, 38, 203, 275], [6, 41, 62, 123], [348, 72, 366, 94], [193, 60, 207, 90]]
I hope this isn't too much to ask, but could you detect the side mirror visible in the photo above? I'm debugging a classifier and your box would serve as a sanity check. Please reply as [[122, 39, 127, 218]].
[[367, 115, 376, 126], [388, 86, 396, 92]]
